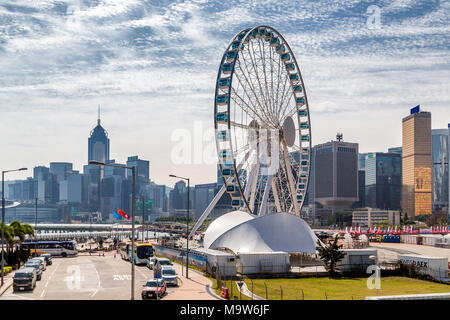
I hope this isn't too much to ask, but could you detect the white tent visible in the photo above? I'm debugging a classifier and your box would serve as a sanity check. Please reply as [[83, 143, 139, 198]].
[[203, 211, 318, 254]]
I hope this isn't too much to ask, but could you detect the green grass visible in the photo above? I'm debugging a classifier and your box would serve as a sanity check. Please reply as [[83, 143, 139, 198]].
[[243, 276, 450, 300]]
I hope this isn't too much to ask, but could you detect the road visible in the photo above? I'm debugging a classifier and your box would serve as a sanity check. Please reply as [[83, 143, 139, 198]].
[[0, 253, 189, 300]]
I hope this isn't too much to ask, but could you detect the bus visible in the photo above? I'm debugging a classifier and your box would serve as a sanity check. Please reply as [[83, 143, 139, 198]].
[[133, 243, 154, 265], [119, 241, 131, 260], [22, 241, 78, 257], [119, 241, 153, 265]]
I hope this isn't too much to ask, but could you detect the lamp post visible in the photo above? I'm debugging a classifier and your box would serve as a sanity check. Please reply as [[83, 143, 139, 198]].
[[169, 174, 190, 279], [1, 167, 27, 287], [90, 161, 136, 300]]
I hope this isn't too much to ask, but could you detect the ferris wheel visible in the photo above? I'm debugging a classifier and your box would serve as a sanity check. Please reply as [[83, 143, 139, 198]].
[[215, 25, 312, 216], [189, 26, 312, 237]]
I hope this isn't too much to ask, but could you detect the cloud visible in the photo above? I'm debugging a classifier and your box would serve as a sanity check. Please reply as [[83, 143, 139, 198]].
[[0, 0, 448, 186]]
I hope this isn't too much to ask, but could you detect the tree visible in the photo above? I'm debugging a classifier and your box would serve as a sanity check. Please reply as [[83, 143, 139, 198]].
[[8, 221, 34, 268], [316, 237, 346, 277]]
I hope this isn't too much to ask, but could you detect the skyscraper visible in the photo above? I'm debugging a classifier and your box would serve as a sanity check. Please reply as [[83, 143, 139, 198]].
[[402, 106, 432, 218], [49, 162, 73, 182], [314, 134, 359, 213], [431, 129, 449, 212], [88, 107, 110, 163], [365, 152, 402, 210]]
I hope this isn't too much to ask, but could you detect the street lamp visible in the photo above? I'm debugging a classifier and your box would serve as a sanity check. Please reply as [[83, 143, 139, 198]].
[[2, 167, 27, 287], [89, 160, 136, 300], [169, 174, 190, 279]]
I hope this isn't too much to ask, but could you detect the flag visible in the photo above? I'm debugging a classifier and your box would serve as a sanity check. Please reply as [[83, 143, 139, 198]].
[[118, 208, 130, 220], [113, 210, 122, 220]]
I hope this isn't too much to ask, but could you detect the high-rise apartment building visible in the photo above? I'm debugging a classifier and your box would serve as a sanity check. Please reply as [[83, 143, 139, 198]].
[[402, 107, 432, 218]]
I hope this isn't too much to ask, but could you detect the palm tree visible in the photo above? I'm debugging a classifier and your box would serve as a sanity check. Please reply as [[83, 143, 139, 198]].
[[316, 236, 347, 277], [0, 222, 15, 267], [9, 221, 34, 268]]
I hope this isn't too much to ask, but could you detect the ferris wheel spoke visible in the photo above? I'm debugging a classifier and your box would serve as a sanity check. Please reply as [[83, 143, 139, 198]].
[[259, 38, 275, 120], [247, 40, 276, 126], [271, 176, 282, 212], [234, 63, 273, 125], [231, 85, 266, 125]]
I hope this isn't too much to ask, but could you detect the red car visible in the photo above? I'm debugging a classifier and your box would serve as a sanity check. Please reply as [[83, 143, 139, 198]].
[[141, 279, 166, 300]]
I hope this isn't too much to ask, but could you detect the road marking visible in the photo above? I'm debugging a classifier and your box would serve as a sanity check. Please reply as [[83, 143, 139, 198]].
[[91, 259, 102, 297], [41, 259, 61, 298]]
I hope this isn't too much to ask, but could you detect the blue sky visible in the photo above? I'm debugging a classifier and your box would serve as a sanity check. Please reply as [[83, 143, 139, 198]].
[[0, 0, 449, 186]]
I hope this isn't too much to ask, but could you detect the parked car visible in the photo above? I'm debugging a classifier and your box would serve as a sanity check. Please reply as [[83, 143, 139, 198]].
[[40, 254, 52, 266], [154, 258, 173, 277], [161, 266, 178, 286], [30, 257, 46, 271], [146, 257, 156, 270], [23, 261, 42, 280], [141, 279, 166, 300], [13, 268, 37, 291]]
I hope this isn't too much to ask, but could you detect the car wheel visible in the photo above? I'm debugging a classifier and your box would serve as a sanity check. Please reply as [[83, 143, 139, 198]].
[[61, 252, 67, 258]]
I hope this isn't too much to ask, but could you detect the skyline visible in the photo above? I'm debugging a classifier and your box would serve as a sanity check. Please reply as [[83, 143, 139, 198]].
[[0, 0, 449, 186]]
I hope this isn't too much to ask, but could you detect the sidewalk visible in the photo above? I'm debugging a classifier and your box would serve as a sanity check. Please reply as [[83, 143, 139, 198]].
[[0, 270, 15, 296], [165, 261, 218, 300]]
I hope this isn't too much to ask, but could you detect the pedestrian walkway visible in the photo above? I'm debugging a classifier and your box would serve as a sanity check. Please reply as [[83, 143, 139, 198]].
[[0, 270, 15, 296], [165, 261, 218, 300], [236, 281, 265, 300]]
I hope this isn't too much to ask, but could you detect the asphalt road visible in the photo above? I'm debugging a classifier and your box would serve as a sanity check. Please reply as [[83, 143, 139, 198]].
[[0, 254, 180, 300]]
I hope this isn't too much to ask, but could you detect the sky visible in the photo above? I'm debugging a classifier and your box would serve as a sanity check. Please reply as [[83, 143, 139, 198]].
[[0, 0, 449, 187]]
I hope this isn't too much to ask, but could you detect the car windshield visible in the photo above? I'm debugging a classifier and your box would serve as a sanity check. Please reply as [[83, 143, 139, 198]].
[[25, 263, 39, 269], [145, 280, 162, 287], [14, 272, 32, 279], [160, 260, 172, 266], [162, 269, 176, 276], [137, 246, 153, 259]]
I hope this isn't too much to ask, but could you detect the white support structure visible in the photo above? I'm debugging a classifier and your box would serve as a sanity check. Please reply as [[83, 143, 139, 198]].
[[258, 174, 273, 216], [189, 182, 226, 239]]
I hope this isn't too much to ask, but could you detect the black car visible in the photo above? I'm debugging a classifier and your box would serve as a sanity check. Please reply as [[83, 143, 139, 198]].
[[13, 268, 37, 291]]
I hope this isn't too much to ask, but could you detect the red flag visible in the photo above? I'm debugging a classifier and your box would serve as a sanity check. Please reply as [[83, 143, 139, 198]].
[[118, 209, 130, 220]]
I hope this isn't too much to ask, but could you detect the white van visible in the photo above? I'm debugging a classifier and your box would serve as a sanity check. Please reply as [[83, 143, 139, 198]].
[[153, 258, 173, 277]]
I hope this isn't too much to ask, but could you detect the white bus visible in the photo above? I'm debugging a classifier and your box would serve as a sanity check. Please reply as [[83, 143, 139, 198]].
[[22, 241, 78, 257]]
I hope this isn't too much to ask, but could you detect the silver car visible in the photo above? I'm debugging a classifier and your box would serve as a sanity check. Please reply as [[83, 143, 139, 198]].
[[29, 257, 46, 271], [161, 266, 178, 286], [146, 257, 156, 270]]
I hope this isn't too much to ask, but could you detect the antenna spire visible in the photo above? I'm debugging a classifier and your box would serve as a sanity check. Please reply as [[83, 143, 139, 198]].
[[98, 104, 101, 125]]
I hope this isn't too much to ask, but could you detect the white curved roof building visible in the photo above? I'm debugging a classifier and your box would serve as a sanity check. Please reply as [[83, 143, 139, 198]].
[[203, 211, 318, 254]]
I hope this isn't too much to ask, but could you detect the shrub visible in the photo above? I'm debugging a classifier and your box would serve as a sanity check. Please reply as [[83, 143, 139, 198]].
[[4, 266, 13, 275]]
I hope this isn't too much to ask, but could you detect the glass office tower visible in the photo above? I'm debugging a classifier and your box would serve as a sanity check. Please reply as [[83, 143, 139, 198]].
[[365, 153, 402, 210], [431, 129, 449, 212]]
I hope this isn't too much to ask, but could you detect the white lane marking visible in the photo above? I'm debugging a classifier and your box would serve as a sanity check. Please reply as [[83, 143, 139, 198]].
[[90, 259, 102, 297], [41, 259, 61, 298]]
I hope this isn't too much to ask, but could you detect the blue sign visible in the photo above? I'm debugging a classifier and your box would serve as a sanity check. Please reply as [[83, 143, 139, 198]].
[[154, 274, 161, 279], [410, 105, 420, 114]]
